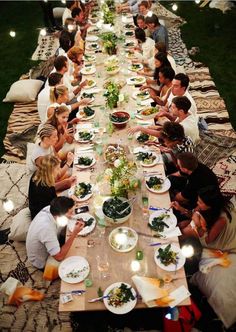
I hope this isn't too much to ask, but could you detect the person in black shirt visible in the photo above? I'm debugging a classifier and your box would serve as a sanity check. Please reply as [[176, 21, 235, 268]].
[[170, 152, 219, 209], [29, 155, 61, 219]]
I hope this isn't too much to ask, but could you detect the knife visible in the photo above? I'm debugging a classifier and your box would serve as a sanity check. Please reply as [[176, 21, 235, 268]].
[[88, 295, 109, 303]]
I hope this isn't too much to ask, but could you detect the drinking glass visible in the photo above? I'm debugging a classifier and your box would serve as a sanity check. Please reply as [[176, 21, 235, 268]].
[[96, 252, 110, 280]]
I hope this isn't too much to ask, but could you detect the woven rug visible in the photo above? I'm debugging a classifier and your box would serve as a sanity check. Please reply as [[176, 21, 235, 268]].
[[0, 163, 71, 331], [32, 34, 59, 61]]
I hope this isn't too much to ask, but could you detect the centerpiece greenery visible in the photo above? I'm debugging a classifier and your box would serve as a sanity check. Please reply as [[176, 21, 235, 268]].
[[99, 31, 118, 55], [105, 158, 141, 197], [105, 0, 116, 12], [103, 80, 120, 109], [101, 3, 115, 25]]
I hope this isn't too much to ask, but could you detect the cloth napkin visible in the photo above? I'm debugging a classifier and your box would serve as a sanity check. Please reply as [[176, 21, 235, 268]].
[[132, 275, 173, 307], [0, 277, 44, 306], [43, 256, 60, 281], [199, 248, 231, 274]]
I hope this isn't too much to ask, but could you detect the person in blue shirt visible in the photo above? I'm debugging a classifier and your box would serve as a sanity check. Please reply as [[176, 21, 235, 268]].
[[145, 14, 169, 49]]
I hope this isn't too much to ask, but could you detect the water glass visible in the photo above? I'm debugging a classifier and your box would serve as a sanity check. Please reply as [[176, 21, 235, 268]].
[[96, 253, 110, 280]]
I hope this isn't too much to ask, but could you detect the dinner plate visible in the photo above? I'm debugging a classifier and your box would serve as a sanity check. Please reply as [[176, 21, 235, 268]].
[[109, 227, 138, 252], [103, 282, 137, 314], [145, 176, 171, 194], [127, 76, 146, 85], [86, 35, 99, 42], [135, 132, 157, 143], [138, 151, 160, 167], [83, 79, 96, 89], [124, 39, 136, 48], [75, 154, 96, 169], [125, 30, 134, 37], [84, 54, 96, 63], [149, 210, 177, 234], [106, 66, 120, 76], [59, 256, 90, 283], [132, 90, 150, 100], [85, 43, 100, 51], [68, 183, 93, 202], [139, 106, 159, 120], [77, 108, 95, 121], [128, 63, 143, 72], [75, 130, 95, 143], [68, 213, 96, 236], [81, 66, 96, 75], [154, 244, 186, 272]]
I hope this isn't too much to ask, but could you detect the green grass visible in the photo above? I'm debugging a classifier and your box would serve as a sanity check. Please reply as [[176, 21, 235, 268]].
[[0, 0, 45, 157], [161, 0, 236, 130]]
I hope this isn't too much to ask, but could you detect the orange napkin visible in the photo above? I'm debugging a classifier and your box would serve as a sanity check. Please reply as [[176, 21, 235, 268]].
[[43, 256, 60, 281], [199, 248, 231, 274]]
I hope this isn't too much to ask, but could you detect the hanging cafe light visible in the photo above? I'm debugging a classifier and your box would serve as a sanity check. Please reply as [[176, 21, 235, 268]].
[[1, 198, 14, 213], [172, 3, 178, 11]]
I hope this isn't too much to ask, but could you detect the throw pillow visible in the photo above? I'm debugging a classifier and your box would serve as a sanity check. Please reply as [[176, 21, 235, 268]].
[[3, 79, 44, 103], [8, 207, 32, 242]]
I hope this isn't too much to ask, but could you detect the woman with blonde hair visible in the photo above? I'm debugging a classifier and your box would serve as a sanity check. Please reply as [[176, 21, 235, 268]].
[[28, 155, 60, 219]]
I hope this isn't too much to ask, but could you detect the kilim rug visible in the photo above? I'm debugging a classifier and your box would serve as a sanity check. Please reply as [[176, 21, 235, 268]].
[[32, 33, 59, 61]]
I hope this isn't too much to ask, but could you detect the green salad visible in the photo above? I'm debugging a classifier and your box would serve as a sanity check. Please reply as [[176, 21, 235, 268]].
[[83, 106, 95, 117], [157, 244, 178, 266], [137, 133, 150, 143], [110, 114, 129, 123], [149, 214, 170, 232], [77, 156, 93, 166], [108, 283, 135, 307], [74, 182, 92, 198], [103, 197, 131, 219], [78, 131, 93, 141], [136, 152, 156, 164], [81, 92, 94, 99], [146, 176, 164, 190], [125, 31, 133, 36]]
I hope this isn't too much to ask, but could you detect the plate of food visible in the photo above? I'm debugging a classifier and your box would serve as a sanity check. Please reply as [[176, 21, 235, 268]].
[[124, 23, 135, 30], [102, 196, 132, 224], [69, 182, 93, 202], [109, 227, 138, 252], [59, 256, 90, 283], [104, 56, 119, 67], [85, 43, 100, 51], [81, 66, 96, 75], [132, 90, 150, 100], [136, 151, 160, 167], [125, 30, 134, 37], [83, 79, 96, 89], [77, 106, 95, 120], [68, 213, 96, 236], [128, 63, 143, 72], [86, 35, 99, 42], [103, 282, 137, 314], [145, 176, 171, 194], [75, 130, 94, 143], [154, 244, 186, 272], [149, 210, 177, 234], [80, 91, 95, 102], [124, 40, 135, 48], [84, 54, 96, 63], [140, 106, 159, 119], [75, 155, 96, 169], [127, 76, 146, 85], [104, 144, 126, 164], [87, 26, 100, 34], [136, 132, 157, 143], [106, 65, 120, 76]]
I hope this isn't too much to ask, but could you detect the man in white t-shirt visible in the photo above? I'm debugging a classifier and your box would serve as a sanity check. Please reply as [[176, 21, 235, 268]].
[[37, 72, 63, 122], [26, 197, 84, 269]]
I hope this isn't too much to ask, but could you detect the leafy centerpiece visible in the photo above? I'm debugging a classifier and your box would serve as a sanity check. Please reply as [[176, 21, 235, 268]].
[[99, 31, 118, 55], [101, 3, 115, 25], [103, 80, 121, 109]]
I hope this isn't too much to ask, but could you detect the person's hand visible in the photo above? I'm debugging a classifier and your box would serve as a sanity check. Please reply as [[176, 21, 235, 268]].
[[79, 80, 88, 89], [148, 89, 157, 100], [192, 212, 207, 231], [79, 98, 92, 106], [171, 201, 184, 212], [66, 152, 74, 166], [127, 126, 142, 135], [65, 125, 74, 136], [137, 70, 145, 76], [159, 146, 171, 153], [72, 219, 85, 235], [145, 78, 153, 85], [69, 175, 77, 187], [70, 118, 80, 125], [145, 141, 160, 147], [139, 85, 149, 91]]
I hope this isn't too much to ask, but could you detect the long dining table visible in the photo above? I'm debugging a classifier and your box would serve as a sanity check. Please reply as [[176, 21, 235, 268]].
[[59, 10, 190, 312]]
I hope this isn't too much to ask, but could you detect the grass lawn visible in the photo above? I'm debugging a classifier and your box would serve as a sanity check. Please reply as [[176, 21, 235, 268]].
[[161, 0, 236, 130]]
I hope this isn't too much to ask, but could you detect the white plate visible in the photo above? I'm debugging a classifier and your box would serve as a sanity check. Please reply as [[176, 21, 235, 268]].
[[145, 176, 171, 194], [83, 79, 96, 89], [75, 130, 95, 143], [127, 76, 146, 85], [154, 244, 186, 272], [132, 90, 150, 100], [81, 66, 96, 75], [149, 210, 177, 234], [68, 183, 93, 202], [135, 132, 157, 143], [84, 54, 96, 63], [68, 213, 96, 236], [85, 43, 99, 51], [106, 66, 120, 76], [103, 282, 137, 314], [109, 227, 138, 252], [125, 30, 134, 37], [75, 154, 96, 169], [124, 39, 136, 48], [139, 152, 160, 167], [59, 256, 90, 283], [77, 108, 95, 121], [128, 63, 143, 72], [86, 35, 99, 42], [139, 106, 159, 120]]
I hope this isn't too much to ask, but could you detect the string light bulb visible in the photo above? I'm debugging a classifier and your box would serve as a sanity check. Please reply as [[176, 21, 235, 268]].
[[9, 31, 16, 38], [172, 3, 178, 11], [147, 11, 153, 17], [61, 0, 66, 3], [131, 260, 141, 272], [3, 199, 14, 213], [40, 28, 47, 36], [195, 0, 201, 4], [181, 244, 194, 258]]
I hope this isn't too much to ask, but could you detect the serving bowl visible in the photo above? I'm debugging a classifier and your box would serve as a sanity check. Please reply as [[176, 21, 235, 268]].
[[110, 111, 130, 129], [102, 196, 132, 224]]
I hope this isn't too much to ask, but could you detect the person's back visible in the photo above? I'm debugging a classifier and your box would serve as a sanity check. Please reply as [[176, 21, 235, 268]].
[[26, 206, 60, 269]]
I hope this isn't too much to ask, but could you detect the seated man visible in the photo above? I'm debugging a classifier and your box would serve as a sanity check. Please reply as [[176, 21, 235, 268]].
[[26, 197, 84, 270], [170, 152, 219, 209], [145, 14, 169, 49]]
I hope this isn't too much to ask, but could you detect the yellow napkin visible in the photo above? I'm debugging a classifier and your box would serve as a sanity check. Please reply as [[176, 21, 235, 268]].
[[132, 275, 173, 307], [43, 256, 60, 281]]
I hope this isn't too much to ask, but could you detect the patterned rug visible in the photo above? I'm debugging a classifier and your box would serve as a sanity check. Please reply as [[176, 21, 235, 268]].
[[31, 33, 59, 61]]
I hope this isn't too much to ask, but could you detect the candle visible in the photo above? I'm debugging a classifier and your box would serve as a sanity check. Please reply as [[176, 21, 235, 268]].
[[115, 233, 127, 246], [131, 260, 140, 272], [181, 245, 194, 258]]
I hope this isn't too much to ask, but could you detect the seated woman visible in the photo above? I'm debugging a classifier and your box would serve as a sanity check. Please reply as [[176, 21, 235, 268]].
[[67, 46, 85, 85], [132, 28, 155, 63], [147, 41, 177, 73], [47, 85, 89, 119], [172, 186, 236, 252], [28, 124, 76, 190], [28, 155, 60, 219]]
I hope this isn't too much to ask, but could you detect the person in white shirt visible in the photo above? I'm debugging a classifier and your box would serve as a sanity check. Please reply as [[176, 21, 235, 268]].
[[26, 197, 84, 269], [62, 1, 77, 26], [37, 73, 63, 123], [133, 28, 155, 63]]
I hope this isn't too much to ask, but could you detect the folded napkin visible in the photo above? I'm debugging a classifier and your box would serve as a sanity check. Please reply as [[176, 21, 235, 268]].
[[132, 275, 172, 307], [199, 248, 231, 274], [43, 256, 60, 281], [0, 277, 44, 306], [163, 227, 182, 239]]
